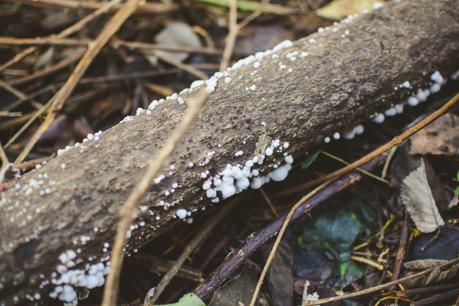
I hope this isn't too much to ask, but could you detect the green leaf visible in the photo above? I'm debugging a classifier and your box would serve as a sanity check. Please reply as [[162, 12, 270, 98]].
[[337, 260, 365, 288], [301, 150, 321, 170], [455, 186, 459, 196], [456, 170, 459, 182]]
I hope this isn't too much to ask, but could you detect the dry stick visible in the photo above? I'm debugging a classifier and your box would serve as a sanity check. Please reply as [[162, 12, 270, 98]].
[[351, 255, 384, 271], [133, 255, 204, 283], [147, 198, 238, 306], [219, 0, 238, 71], [260, 188, 279, 217], [0, 0, 122, 74], [0, 37, 88, 46], [7, 49, 85, 86], [414, 287, 459, 306], [14, 0, 142, 165], [249, 92, 459, 306], [157, 55, 208, 80], [0, 48, 35, 74], [6, 0, 176, 14], [391, 213, 409, 283], [0, 37, 223, 56], [0, 37, 222, 55], [102, 90, 209, 306], [302, 258, 459, 306], [381, 146, 398, 179], [0, 143, 8, 167], [0, 79, 28, 100], [5, 99, 54, 148], [195, 152, 388, 300], [114, 39, 222, 55]]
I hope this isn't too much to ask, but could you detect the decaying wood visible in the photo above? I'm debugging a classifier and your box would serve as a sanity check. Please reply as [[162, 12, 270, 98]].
[[0, 0, 458, 304]]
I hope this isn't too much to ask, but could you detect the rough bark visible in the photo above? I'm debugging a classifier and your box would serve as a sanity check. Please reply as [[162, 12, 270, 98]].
[[1, 0, 458, 304]]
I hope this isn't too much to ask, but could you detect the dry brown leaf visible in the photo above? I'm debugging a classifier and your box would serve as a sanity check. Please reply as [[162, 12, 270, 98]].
[[153, 22, 202, 63], [410, 113, 459, 156], [403, 259, 459, 287], [400, 159, 445, 233], [315, 0, 382, 20]]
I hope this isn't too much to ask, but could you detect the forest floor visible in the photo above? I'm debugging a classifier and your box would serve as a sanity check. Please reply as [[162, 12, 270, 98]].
[[1, 0, 459, 305]]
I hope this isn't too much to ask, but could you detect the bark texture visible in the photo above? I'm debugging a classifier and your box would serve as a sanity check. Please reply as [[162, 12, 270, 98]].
[[1, 0, 459, 304]]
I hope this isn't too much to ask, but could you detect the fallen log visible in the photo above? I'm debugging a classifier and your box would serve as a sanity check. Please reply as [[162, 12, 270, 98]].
[[0, 0, 458, 304]]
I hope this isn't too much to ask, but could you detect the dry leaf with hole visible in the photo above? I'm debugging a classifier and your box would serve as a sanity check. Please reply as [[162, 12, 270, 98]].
[[400, 159, 444, 233], [315, 0, 382, 20], [403, 259, 459, 287], [410, 113, 459, 156]]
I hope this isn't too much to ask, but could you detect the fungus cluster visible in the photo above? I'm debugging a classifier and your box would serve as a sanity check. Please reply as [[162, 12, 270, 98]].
[[48, 250, 110, 305], [324, 70, 449, 144], [200, 139, 293, 206]]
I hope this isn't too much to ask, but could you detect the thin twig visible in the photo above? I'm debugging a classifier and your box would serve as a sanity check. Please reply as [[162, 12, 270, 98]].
[[14, 0, 142, 164], [5, 99, 54, 148], [147, 198, 238, 305], [321, 150, 391, 186], [260, 188, 279, 217], [249, 92, 459, 306], [219, 0, 238, 71], [102, 90, 209, 306], [8, 48, 85, 86], [381, 146, 398, 179], [0, 79, 28, 100], [302, 258, 459, 306], [351, 255, 384, 271], [133, 255, 204, 283], [391, 212, 409, 284], [0, 143, 9, 168], [0, 36, 88, 46], [0, 37, 222, 55], [5, 0, 176, 14], [157, 55, 208, 80], [0, 0, 122, 73]]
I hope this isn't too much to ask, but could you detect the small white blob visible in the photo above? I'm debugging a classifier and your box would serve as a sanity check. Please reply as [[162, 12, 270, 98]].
[[372, 113, 385, 124], [407, 96, 419, 107], [353, 125, 364, 135], [176, 209, 188, 219], [268, 164, 292, 182]]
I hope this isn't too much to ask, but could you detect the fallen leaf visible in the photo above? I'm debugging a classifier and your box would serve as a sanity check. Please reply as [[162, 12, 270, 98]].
[[209, 263, 258, 306], [316, 0, 382, 20], [154, 22, 202, 64], [409, 226, 459, 261], [410, 113, 459, 156], [301, 150, 321, 170], [403, 259, 459, 287], [261, 241, 293, 306], [400, 159, 445, 233], [389, 145, 450, 211]]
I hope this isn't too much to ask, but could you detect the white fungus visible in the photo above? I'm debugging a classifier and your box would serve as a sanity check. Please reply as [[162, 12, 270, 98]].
[[175, 208, 188, 219], [372, 113, 385, 124]]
